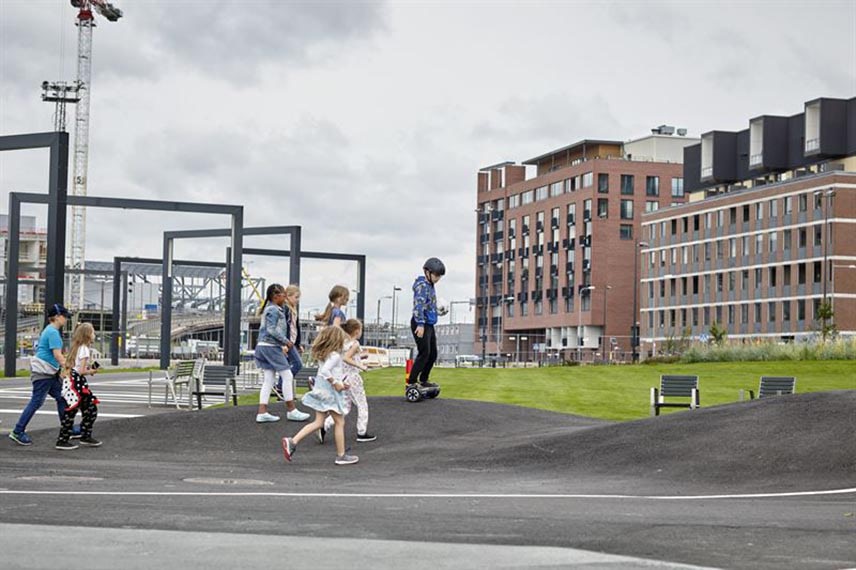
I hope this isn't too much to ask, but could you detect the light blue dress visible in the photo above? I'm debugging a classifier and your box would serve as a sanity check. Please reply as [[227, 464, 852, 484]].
[[300, 352, 347, 415]]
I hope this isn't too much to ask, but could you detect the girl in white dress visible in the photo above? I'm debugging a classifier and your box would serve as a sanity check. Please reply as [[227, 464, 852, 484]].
[[281, 326, 358, 466]]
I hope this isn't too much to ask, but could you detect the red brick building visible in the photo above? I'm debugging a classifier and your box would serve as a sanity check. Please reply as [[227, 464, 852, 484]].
[[475, 133, 697, 362]]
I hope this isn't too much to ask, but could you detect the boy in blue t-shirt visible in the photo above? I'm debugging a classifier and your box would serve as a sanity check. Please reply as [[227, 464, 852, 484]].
[[9, 304, 71, 446]]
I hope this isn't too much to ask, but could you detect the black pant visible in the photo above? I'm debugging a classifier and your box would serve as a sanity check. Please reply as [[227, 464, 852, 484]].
[[409, 319, 437, 384], [58, 395, 97, 443]]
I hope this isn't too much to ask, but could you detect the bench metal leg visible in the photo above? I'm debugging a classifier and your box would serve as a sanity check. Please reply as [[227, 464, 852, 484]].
[[691, 388, 699, 410], [650, 387, 659, 416]]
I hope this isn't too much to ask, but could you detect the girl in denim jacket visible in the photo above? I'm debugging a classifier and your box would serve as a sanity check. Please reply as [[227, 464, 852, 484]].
[[254, 284, 309, 423]]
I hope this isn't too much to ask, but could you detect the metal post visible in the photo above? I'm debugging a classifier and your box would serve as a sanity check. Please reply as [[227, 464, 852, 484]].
[[4, 195, 21, 377], [111, 259, 121, 365], [121, 272, 128, 358], [289, 226, 302, 285], [356, 255, 366, 342], [159, 237, 174, 369], [577, 286, 595, 364], [228, 212, 244, 368], [45, 133, 70, 311]]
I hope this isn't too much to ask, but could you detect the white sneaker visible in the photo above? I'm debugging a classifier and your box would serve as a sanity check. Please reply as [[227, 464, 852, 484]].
[[323, 415, 334, 432], [256, 412, 281, 423], [286, 409, 310, 422]]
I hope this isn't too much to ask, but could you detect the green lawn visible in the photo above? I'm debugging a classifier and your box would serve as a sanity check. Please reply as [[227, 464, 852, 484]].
[[239, 361, 856, 421]]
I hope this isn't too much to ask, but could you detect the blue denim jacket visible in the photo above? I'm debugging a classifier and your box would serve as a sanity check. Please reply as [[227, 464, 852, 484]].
[[258, 303, 292, 346]]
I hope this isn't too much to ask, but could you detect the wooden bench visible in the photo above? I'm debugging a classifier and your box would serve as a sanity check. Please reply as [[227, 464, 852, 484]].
[[740, 376, 796, 401], [191, 364, 238, 410], [650, 375, 700, 416]]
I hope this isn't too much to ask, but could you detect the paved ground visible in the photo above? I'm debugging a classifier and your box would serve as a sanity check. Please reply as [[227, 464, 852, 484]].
[[1, 386, 854, 569]]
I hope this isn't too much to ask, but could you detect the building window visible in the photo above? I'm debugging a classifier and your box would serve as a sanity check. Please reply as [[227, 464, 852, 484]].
[[620, 174, 634, 195], [769, 266, 777, 287], [671, 177, 684, 197], [769, 199, 778, 218], [741, 304, 749, 324], [582, 172, 593, 188], [755, 234, 764, 254], [646, 176, 660, 197], [536, 186, 548, 201], [813, 261, 822, 283], [645, 201, 659, 213], [798, 228, 807, 248], [597, 198, 608, 219], [742, 236, 750, 256], [783, 229, 791, 251], [522, 190, 534, 205], [597, 173, 609, 193], [784, 196, 793, 214], [797, 299, 805, 321], [619, 224, 633, 240], [550, 181, 563, 197], [768, 301, 777, 323], [508, 194, 520, 209], [567, 203, 576, 226], [620, 200, 633, 220], [743, 205, 750, 223], [783, 301, 791, 323], [769, 231, 777, 252], [798, 263, 806, 285], [521, 301, 528, 316], [799, 193, 808, 212], [756, 202, 764, 220], [814, 225, 823, 247]]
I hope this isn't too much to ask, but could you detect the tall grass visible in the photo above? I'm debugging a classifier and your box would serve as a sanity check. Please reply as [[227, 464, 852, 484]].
[[680, 338, 856, 363]]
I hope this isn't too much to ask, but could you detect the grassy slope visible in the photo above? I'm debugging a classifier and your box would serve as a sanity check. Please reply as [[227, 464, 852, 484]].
[[242, 361, 855, 421]]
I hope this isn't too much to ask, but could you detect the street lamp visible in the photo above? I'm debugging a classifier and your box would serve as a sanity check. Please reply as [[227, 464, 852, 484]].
[[497, 296, 514, 362], [577, 285, 595, 363], [632, 241, 649, 363], [376, 295, 392, 347], [390, 286, 402, 346], [476, 203, 494, 366]]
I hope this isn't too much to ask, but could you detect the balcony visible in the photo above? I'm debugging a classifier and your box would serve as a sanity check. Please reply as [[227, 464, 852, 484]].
[[536, 221, 544, 232], [493, 230, 504, 241]]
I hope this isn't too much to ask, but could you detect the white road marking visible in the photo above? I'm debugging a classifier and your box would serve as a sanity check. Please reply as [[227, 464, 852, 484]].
[[0, 487, 853, 500], [0, 409, 142, 418]]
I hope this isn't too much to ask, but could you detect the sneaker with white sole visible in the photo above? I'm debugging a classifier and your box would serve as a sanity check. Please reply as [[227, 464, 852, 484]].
[[256, 412, 281, 423], [316, 426, 326, 444], [286, 409, 310, 422], [79, 436, 102, 447], [356, 432, 377, 442], [55, 440, 79, 451], [334, 453, 359, 466], [281, 437, 295, 462]]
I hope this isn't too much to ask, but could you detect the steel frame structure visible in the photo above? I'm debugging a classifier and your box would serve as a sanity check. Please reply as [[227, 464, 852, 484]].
[[162, 226, 366, 368], [1, 131, 244, 376]]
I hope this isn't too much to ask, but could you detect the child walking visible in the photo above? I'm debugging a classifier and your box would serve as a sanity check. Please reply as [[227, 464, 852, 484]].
[[281, 326, 358, 466], [340, 319, 375, 442], [9, 304, 71, 446], [274, 284, 304, 400], [314, 284, 349, 327], [56, 323, 101, 450], [255, 284, 310, 423], [409, 257, 446, 388]]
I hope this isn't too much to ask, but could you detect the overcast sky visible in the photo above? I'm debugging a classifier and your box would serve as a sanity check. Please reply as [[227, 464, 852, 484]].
[[1, 0, 854, 323]]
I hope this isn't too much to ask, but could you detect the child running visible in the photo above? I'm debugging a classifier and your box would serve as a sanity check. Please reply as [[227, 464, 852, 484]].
[[314, 284, 349, 327], [409, 257, 446, 388], [9, 304, 71, 446], [255, 284, 310, 423], [340, 319, 375, 442], [281, 325, 359, 466], [274, 284, 304, 400], [56, 323, 101, 450]]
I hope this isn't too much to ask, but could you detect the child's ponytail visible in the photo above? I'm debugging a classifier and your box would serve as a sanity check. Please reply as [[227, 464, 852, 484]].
[[314, 284, 350, 323], [258, 283, 285, 316]]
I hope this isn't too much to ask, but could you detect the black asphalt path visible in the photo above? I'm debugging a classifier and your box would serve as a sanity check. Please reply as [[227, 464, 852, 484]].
[[1, 392, 854, 569]]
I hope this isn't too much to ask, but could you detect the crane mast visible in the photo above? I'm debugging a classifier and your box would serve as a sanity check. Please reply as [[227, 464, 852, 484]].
[[64, 0, 122, 311]]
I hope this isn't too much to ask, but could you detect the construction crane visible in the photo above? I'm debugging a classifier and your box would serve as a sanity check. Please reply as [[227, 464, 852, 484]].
[[65, 0, 123, 310]]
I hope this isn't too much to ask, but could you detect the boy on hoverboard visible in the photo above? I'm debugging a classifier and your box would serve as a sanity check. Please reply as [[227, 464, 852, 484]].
[[407, 258, 447, 399]]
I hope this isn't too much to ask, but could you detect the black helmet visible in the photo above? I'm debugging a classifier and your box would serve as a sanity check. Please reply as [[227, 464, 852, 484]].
[[423, 257, 446, 276]]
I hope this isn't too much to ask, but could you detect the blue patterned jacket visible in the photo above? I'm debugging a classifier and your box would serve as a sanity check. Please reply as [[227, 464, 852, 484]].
[[412, 276, 438, 326]]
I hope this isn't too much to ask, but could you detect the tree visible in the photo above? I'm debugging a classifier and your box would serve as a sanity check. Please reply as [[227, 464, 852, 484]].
[[709, 321, 728, 346], [815, 300, 837, 342]]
